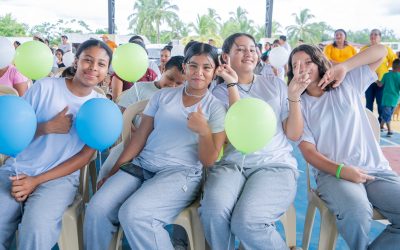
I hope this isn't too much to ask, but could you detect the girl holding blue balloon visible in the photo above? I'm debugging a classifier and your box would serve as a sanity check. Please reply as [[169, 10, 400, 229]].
[[84, 42, 226, 250], [0, 39, 112, 250], [199, 33, 311, 249]]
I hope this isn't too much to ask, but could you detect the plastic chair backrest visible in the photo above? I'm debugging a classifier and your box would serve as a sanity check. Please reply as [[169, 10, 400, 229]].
[[93, 86, 106, 96], [365, 108, 380, 142], [122, 100, 149, 147], [0, 85, 19, 96]]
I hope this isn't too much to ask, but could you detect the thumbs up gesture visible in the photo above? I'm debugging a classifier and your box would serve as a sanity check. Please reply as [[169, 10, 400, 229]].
[[187, 104, 210, 136], [47, 106, 73, 134]]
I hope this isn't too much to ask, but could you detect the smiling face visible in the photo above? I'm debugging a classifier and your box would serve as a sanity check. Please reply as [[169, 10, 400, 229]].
[[334, 30, 346, 45], [226, 35, 258, 75], [74, 46, 110, 87], [184, 54, 216, 91], [291, 51, 320, 86]]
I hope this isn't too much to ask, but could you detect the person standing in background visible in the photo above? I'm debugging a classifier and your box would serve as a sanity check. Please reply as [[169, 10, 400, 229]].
[[361, 29, 398, 128], [323, 29, 357, 64]]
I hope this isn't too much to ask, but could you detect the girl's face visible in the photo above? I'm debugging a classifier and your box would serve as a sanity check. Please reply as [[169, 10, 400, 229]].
[[74, 46, 110, 87], [184, 54, 215, 90], [334, 31, 345, 44], [226, 36, 258, 74], [160, 50, 171, 65], [56, 51, 63, 60], [291, 51, 320, 86]]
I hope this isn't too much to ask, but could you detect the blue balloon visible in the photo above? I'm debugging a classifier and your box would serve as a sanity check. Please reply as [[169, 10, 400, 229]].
[[0, 96, 37, 157], [75, 98, 123, 151]]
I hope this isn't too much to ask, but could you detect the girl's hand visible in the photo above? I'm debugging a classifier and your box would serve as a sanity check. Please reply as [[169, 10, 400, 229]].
[[46, 106, 73, 134], [10, 174, 40, 202], [187, 105, 210, 136], [318, 63, 347, 90], [339, 165, 375, 183], [288, 60, 311, 100], [215, 56, 238, 85]]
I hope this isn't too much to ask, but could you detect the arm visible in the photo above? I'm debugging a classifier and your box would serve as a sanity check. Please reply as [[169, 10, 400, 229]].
[[319, 44, 388, 89], [299, 141, 374, 183], [284, 61, 312, 140], [215, 55, 239, 107], [34, 106, 72, 138], [107, 115, 154, 178], [10, 145, 95, 201], [111, 76, 123, 101], [13, 82, 28, 96], [187, 105, 226, 167]]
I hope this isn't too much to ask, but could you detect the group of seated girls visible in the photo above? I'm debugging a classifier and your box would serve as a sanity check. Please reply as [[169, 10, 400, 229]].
[[0, 34, 399, 250]]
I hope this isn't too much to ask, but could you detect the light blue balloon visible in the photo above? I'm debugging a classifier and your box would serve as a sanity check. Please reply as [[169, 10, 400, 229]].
[[0, 96, 37, 157], [75, 98, 123, 151]]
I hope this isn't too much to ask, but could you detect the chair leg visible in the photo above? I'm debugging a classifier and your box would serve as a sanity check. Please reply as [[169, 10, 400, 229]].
[[58, 196, 83, 250], [302, 204, 317, 250], [281, 204, 296, 248], [109, 227, 124, 250], [318, 209, 338, 250]]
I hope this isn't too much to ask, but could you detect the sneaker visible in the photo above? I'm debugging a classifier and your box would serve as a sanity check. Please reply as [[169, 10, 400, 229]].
[[387, 131, 394, 137]]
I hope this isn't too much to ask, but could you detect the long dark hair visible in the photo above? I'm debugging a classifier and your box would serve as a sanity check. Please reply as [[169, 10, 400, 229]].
[[287, 44, 333, 92], [332, 29, 349, 47], [62, 39, 113, 77]]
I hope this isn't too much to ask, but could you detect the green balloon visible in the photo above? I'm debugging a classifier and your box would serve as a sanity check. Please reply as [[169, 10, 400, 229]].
[[14, 41, 53, 80], [112, 43, 149, 82], [225, 98, 277, 154]]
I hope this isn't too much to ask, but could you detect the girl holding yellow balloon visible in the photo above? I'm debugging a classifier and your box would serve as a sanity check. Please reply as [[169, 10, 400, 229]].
[[200, 33, 311, 249]]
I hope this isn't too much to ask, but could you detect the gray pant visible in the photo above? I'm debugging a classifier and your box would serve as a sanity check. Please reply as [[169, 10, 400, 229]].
[[199, 161, 298, 250], [0, 169, 78, 250], [317, 170, 400, 250], [84, 167, 201, 250]]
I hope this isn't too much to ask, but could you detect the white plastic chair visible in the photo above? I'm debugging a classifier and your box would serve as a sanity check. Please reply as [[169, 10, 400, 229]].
[[302, 109, 388, 250], [108, 100, 207, 250]]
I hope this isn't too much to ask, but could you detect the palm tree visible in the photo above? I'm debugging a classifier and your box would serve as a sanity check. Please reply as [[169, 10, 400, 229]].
[[286, 8, 317, 43], [128, 0, 179, 43], [229, 7, 255, 34]]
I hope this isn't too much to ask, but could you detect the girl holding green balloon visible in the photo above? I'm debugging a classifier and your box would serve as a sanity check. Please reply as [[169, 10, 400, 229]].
[[0, 39, 112, 250], [84, 42, 226, 250], [200, 33, 311, 249], [290, 44, 400, 249]]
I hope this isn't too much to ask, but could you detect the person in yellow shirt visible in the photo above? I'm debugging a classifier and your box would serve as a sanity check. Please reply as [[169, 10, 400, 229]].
[[323, 29, 357, 64], [361, 29, 398, 127], [101, 34, 118, 52]]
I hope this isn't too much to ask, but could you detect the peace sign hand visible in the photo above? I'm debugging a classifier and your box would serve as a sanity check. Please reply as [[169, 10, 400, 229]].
[[288, 60, 311, 100], [216, 56, 238, 85]]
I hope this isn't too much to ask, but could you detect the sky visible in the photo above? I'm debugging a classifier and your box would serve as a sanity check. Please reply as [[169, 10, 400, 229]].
[[1, 0, 400, 38]]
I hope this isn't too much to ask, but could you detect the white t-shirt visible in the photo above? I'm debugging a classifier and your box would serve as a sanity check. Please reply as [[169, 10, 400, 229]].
[[213, 75, 297, 169], [135, 85, 226, 171], [59, 43, 72, 53], [260, 63, 285, 81], [300, 65, 391, 172], [118, 81, 159, 108], [3, 77, 103, 177]]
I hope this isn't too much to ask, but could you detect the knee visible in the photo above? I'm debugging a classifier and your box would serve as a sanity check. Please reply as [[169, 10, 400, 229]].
[[337, 204, 373, 225], [85, 199, 111, 222], [118, 201, 147, 228], [199, 195, 233, 223]]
